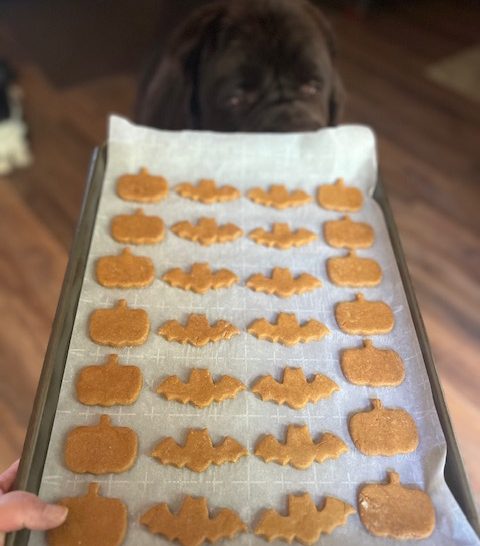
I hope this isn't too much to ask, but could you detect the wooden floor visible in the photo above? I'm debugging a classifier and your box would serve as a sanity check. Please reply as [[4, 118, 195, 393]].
[[0, 0, 478, 507]]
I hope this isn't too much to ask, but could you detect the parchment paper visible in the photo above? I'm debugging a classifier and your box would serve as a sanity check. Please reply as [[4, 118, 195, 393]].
[[29, 116, 479, 546]]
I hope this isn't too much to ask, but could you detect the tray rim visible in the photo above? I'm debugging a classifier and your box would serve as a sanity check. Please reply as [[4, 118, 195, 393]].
[[6, 145, 479, 545]]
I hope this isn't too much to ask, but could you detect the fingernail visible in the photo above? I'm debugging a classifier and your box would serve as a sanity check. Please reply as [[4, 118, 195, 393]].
[[43, 504, 68, 523]]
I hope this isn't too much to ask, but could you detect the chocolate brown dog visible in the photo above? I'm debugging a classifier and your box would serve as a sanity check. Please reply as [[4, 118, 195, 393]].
[[136, 0, 344, 132]]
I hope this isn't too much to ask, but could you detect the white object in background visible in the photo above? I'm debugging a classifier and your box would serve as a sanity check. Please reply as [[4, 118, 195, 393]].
[[0, 117, 32, 175]]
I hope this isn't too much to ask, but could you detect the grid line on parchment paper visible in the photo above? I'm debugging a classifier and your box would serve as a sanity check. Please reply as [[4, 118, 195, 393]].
[[28, 124, 479, 546]]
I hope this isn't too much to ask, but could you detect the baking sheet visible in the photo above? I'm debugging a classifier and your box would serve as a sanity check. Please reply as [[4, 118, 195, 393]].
[[28, 116, 479, 546]]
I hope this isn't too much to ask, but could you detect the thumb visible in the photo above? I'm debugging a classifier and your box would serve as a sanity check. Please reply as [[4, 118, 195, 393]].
[[0, 491, 68, 532]]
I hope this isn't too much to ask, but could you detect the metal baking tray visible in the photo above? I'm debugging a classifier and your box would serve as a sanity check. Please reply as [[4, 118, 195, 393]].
[[6, 145, 479, 546]]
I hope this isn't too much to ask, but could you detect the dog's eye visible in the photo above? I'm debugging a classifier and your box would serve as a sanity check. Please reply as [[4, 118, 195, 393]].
[[300, 80, 323, 96], [226, 89, 246, 108]]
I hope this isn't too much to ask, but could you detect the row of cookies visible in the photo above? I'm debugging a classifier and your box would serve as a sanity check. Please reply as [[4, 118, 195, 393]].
[[111, 210, 372, 249], [76, 346, 404, 409], [96, 251, 381, 291], [64, 408, 418, 475], [116, 168, 363, 211], [88, 294, 394, 348], [323, 202, 438, 538], [48, 470, 435, 546]]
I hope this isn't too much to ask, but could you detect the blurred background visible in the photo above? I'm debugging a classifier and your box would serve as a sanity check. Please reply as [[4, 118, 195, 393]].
[[0, 0, 478, 508]]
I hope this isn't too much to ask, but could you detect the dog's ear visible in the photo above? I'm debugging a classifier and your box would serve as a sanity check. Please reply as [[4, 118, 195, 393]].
[[135, 2, 226, 129], [305, 1, 345, 125]]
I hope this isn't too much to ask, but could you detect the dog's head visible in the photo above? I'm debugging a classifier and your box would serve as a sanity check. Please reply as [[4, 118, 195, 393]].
[[137, 0, 344, 132]]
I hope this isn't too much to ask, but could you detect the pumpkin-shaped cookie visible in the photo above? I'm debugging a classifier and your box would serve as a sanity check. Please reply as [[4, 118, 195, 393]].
[[47, 483, 127, 546], [327, 250, 382, 287], [358, 471, 435, 539], [349, 399, 418, 456], [111, 209, 165, 244], [76, 354, 143, 406], [64, 415, 138, 474], [317, 178, 363, 211], [89, 299, 150, 347], [341, 339, 405, 386], [323, 215, 374, 249], [95, 247, 155, 288], [335, 293, 394, 335], [116, 167, 168, 203]]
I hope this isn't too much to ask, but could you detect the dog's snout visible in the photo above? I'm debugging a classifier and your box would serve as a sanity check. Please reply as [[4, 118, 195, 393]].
[[247, 104, 326, 133]]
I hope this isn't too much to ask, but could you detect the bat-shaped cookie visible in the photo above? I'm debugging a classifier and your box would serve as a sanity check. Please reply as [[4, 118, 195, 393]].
[[141, 496, 246, 546], [246, 267, 321, 298], [251, 367, 339, 409], [175, 179, 240, 203], [255, 493, 355, 545], [157, 369, 245, 408], [249, 223, 316, 249], [247, 184, 311, 209], [162, 263, 238, 294], [171, 217, 243, 245], [151, 428, 247, 472], [158, 314, 240, 347], [248, 313, 329, 346], [255, 425, 348, 469]]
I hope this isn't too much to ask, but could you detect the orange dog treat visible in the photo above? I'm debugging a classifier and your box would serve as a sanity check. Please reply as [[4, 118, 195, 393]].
[[246, 267, 321, 298], [111, 209, 164, 245], [323, 215, 374, 249], [75, 354, 143, 406], [254, 425, 347, 469], [335, 293, 394, 335], [317, 178, 363, 211], [341, 339, 405, 387], [158, 314, 239, 347], [358, 471, 435, 539], [141, 496, 246, 546], [247, 184, 311, 209], [64, 415, 137, 474], [248, 313, 329, 346], [255, 493, 355, 545], [249, 222, 316, 249], [47, 483, 127, 546], [151, 428, 247, 472], [157, 369, 245, 408], [89, 299, 150, 347], [349, 399, 419, 456], [162, 263, 238, 294], [175, 179, 240, 203], [327, 250, 382, 287], [171, 217, 243, 246], [95, 247, 155, 288], [116, 167, 168, 203], [251, 367, 338, 409]]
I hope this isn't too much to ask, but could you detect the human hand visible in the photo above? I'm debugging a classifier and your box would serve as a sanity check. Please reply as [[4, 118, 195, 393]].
[[0, 460, 68, 545]]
